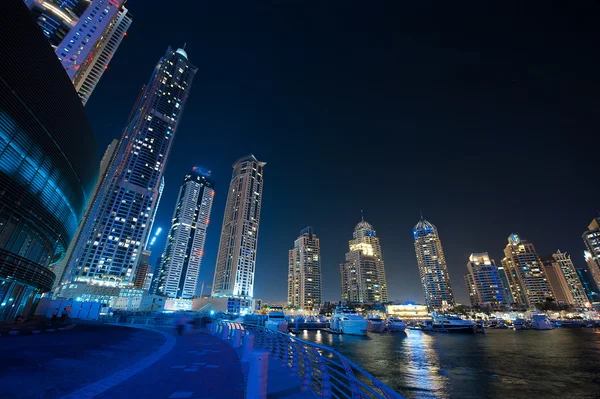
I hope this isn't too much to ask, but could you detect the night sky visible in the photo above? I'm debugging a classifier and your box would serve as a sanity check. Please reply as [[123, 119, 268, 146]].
[[86, 2, 600, 304]]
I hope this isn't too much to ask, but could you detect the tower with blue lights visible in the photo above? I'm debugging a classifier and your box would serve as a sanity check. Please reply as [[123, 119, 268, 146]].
[[464, 253, 508, 310], [156, 168, 215, 299], [413, 217, 455, 310], [63, 46, 197, 287]]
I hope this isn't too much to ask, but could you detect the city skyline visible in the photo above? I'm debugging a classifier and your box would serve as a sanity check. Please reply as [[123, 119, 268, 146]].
[[82, 1, 600, 304]]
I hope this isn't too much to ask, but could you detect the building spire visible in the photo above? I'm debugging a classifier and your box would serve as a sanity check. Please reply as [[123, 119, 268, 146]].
[[420, 208, 424, 220], [361, 209, 364, 222], [182, 42, 187, 50]]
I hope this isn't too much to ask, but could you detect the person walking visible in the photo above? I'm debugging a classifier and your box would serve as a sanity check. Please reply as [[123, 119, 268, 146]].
[[176, 313, 188, 336], [51, 308, 59, 321], [60, 307, 69, 322]]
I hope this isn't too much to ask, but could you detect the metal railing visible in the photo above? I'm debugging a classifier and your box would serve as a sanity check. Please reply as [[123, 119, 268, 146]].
[[214, 320, 404, 399]]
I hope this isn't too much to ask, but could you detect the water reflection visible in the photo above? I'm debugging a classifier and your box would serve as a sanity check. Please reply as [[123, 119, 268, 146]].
[[298, 329, 600, 399]]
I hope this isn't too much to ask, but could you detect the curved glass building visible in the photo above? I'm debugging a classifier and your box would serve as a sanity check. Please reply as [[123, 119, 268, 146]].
[[0, 1, 98, 322]]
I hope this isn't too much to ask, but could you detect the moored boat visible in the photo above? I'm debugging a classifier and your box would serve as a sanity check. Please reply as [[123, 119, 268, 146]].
[[513, 318, 527, 330], [422, 313, 476, 333], [265, 307, 288, 331], [329, 307, 368, 335], [531, 314, 553, 330], [387, 318, 407, 332], [367, 317, 386, 333]]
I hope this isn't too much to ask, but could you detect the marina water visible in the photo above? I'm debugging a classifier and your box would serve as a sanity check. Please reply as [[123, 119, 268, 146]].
[[296, 328, 600, 398]]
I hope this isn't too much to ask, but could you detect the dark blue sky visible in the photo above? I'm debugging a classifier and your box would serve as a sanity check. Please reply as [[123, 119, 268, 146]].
[[85, 1, 600, 303]]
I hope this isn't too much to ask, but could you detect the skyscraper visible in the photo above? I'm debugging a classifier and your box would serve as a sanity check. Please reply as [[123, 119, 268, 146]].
[[340, 220, 388, 303], [52, 139, 119, 289], [64, 46, 197, 287], [288, 227, 322, 311], [501, 233, 554, 308], [156, 168, 215, 299], [464, 253, 508, 309], [0, 0, 97, 321], [212, 155, 265, 299], [413, 217, 454, 310], [582, 217, 600, 288], [542, 251, 588, 308], [27, 0, 131, 104]]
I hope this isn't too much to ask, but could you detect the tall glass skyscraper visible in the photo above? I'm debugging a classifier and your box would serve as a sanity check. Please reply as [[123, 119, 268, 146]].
[[413, 217, 454, 310], [288, 227, 322, 310], [27, 0, 131, 104], [464, 253, 508, 310], [64, 46, 197, 287], [212, 155, 265, 299], [156, 168, 215, 299], [340, 220, 388, 303], [582, 217, 600, 289], [501, 233, 554, 308]]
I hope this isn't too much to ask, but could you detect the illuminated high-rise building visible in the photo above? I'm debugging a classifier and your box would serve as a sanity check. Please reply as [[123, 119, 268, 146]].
[[542, 251, 588, 308], [288, 227, 322, 311], [52, 139, 119, 289], [501, 233, 554, 308], [27, 0, 131, 104], [413, 217, 454, 310], [340, 219, 388, 303], [212, 155, 265, 299], [63, 46, 197, 287], [156, 168, 215, 299], [464, 253, 508, 309], [582, 217, 600, 288]]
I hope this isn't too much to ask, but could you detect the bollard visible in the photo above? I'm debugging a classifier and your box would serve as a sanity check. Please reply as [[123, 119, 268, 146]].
[[243, 334, 255, 361], [233, 329, 243, 348], [221, 324, 229, 341], [246, 350, 269, 399]]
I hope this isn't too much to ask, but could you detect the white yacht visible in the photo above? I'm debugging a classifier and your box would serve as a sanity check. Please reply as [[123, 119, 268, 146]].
[[329, 307, 368, 335], [424, 313, 476, 333], [531, 314, 553, 330], [387, 318, 407, 332], [265, 308, 288, 331]]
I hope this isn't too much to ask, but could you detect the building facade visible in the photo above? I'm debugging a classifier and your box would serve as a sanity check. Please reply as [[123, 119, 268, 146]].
[[413, 218, 454, 310], [582, 217, 600, 289], [63, 47, 197, 287], [501, 233, 554, 308], [576, 267, 600, 305], [464, 253, 508, 309], [52, 139, 119, 289], [212, 155, 265, 300], [543, 251, 588, 308], [133, 250, 151, 290], [27, 0, 131, 104], [0, 0, 98, 321], [288, 227, 322, 310], [340, 220, 388, 303], [156, 169, 215, 299]]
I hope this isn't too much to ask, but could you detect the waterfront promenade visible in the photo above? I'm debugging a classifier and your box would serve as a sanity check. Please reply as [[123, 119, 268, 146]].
[[0, 321, 313, 399]]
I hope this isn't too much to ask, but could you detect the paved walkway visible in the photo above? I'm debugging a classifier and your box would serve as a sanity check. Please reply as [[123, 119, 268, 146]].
[[90, 330, 245, 399]]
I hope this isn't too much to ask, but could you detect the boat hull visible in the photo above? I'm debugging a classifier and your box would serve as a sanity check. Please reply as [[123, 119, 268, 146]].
[[388, 322, 407, 332]]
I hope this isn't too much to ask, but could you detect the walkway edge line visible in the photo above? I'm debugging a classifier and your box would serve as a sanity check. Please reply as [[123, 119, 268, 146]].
[[61, 325, 176, 399]]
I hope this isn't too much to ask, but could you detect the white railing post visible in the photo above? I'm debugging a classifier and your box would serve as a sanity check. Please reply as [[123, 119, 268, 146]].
[[233, 328, 243, 348], [221, 324, 229, 341], [246, 351, 269, 399], [243, 334, 255, 362]]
